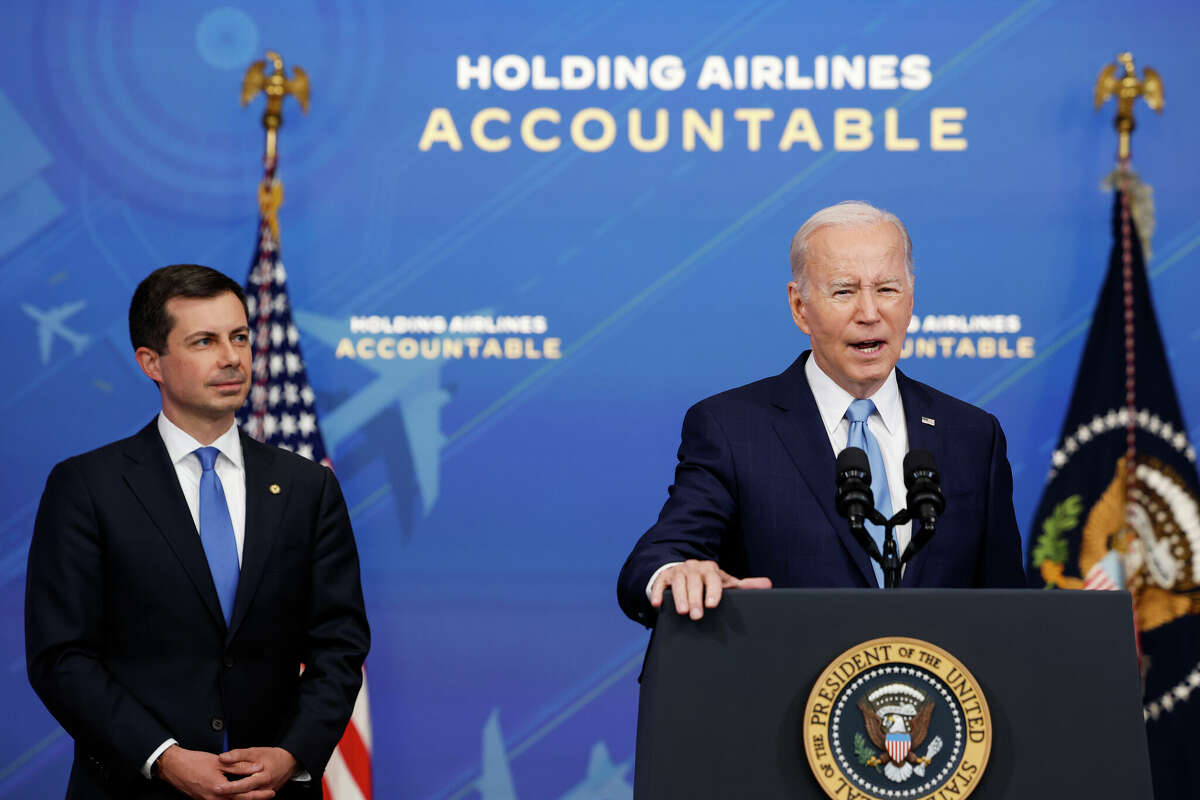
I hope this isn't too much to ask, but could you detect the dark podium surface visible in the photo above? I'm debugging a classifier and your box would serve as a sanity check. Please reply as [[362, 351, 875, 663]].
[[635, 589, 1153, 799]]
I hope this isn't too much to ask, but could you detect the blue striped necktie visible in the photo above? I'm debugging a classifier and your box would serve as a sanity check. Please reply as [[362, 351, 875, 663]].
[[193, 447, 240, 624], [845, 399, 891, 587]]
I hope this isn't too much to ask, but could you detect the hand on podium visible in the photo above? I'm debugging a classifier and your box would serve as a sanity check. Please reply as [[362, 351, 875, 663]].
[[649, 559, 772, 620]]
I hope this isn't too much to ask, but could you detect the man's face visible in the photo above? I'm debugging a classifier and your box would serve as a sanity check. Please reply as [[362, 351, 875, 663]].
[[136, 292, 251, 430], [788, 222, 913, 399]]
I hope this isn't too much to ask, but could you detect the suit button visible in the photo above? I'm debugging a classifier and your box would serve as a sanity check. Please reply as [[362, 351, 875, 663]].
[[223, 656, 235, 668], [211, 716, 224, 732]]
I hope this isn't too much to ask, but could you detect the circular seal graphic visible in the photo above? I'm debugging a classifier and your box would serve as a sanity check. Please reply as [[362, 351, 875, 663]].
[[803, 637, 991, 800]]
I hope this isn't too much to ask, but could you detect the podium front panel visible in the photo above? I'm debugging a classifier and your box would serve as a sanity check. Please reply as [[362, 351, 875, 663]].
[[634, 589, 1151, 799]]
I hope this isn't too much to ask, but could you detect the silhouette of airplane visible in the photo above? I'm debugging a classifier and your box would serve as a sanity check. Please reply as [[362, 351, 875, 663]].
[[22, 301, 90, 364], [559, 742, 632, 800], [478, 709, 632, 800], [479, 710, 518, 800], [292, 309, 449, 516]]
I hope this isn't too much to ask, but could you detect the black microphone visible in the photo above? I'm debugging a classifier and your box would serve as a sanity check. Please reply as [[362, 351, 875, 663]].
[[835, 447, 875, 532], [903, 449, 945, 531]]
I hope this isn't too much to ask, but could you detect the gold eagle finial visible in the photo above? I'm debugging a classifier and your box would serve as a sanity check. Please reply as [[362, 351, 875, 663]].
[[241, 51, 308, 239], [1094, 52, 1163, 161], [241, 51, 309, 162]]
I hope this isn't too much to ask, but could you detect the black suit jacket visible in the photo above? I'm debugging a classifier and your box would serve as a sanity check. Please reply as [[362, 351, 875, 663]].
[[618, 353, 1026, 624], [25, 420, 370, 798]]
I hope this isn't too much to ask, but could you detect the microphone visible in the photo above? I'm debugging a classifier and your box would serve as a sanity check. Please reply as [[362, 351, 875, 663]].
[[835, 447, 875, 533], [903, 449, 945, 532], [900, 450, 945, 566]]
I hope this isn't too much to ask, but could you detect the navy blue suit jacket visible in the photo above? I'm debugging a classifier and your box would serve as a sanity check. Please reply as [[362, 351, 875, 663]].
[[617, 353, 1026, 625], [26, 421, 370, 798]]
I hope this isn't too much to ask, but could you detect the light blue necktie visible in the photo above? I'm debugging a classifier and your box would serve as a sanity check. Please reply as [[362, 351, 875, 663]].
[[194, 447, 240, 625], [845, 399, 892, 587]]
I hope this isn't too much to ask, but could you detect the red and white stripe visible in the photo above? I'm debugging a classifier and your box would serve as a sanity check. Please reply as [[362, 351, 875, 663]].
[[886, 738, 910, 763], [1083, 562, 1120, 591], [322, 668, 373, 799]]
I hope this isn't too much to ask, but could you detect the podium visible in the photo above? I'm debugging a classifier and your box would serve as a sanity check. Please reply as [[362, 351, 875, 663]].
[[634, 589, 1153, 799]]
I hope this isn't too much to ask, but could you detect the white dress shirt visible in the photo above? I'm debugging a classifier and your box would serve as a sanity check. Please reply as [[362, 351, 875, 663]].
[[804, 356, 911, 557], [646, 357, 911, 598], [157, 413, 247, 564]]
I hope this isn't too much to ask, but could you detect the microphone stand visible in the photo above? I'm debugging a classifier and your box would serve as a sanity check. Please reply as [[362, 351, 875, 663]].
[[854, 508, 937, 589]]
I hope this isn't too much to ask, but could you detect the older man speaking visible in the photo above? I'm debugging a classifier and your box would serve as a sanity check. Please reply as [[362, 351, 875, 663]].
[[618, 201, 1025, 626]]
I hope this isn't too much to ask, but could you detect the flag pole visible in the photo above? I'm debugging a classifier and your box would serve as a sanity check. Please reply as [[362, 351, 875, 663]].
[[237, 54, 373, 800], [1094, 51, 1165, 671], [1094, 52, 1164, 544], [240, 51, 309, 253]]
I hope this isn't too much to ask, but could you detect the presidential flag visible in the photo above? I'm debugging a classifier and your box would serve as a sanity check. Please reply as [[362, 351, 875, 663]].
[[1028, 178, 1200, 799], [237, 161, 374, 800]]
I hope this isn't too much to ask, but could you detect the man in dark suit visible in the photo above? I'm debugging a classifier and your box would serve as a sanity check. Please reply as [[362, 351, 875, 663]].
[[618, 201, 1025, 625], [26, 265, 370, 799]]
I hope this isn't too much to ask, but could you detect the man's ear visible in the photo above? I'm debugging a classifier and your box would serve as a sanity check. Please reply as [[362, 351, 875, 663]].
[[135, 346, 162, 384], [787, 282, 811, 335]]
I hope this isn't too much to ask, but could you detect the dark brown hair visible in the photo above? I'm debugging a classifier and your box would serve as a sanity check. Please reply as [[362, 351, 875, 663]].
[[128, 264, 248, 353]]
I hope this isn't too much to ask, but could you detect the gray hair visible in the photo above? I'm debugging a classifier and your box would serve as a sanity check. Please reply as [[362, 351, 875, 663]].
[[788, 201, 913, 299]]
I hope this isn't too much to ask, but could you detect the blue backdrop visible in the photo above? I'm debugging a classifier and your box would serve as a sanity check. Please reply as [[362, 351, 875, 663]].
[[3, 1, 1200, 797]]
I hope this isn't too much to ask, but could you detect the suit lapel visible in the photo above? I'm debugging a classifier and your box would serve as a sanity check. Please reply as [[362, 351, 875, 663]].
[[121, 421, 227, 631], [228, 434, 285, 642], [770, 354, 877, 587], [898, 370, 943, 587]]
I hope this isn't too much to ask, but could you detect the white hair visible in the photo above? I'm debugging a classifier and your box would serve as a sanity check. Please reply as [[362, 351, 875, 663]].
[[788, 201, 913, 299]]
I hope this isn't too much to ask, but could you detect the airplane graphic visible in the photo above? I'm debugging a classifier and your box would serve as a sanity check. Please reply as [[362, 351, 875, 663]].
[[479, 711, 518, 800], [559, 742, 634, 800], [22, 301, 90, 364], [478, 709, 632, 800], [292, 309, 450, 516]]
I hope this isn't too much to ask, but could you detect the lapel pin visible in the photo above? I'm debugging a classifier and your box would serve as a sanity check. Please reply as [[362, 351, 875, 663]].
[[921, 417, 936, 427], [269, 484, 281, 494]]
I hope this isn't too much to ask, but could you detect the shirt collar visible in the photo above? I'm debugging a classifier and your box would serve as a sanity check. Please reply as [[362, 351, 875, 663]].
[[804, 354, 902, 437], [157, 412, 244, 470]]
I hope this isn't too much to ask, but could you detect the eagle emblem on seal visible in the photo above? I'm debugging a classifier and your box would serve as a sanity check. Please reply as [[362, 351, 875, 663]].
[[857, 683, 944, 783]]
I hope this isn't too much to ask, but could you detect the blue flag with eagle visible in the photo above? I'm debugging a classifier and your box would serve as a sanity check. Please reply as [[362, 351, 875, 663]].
[[1028, 180, 1200, 799]]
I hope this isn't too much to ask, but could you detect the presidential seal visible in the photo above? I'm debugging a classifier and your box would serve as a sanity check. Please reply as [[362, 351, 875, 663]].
[[803, 637, 991, 800]]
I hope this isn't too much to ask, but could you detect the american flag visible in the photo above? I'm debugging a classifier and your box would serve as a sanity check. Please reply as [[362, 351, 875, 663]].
[[236, 161, 373, 800]]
